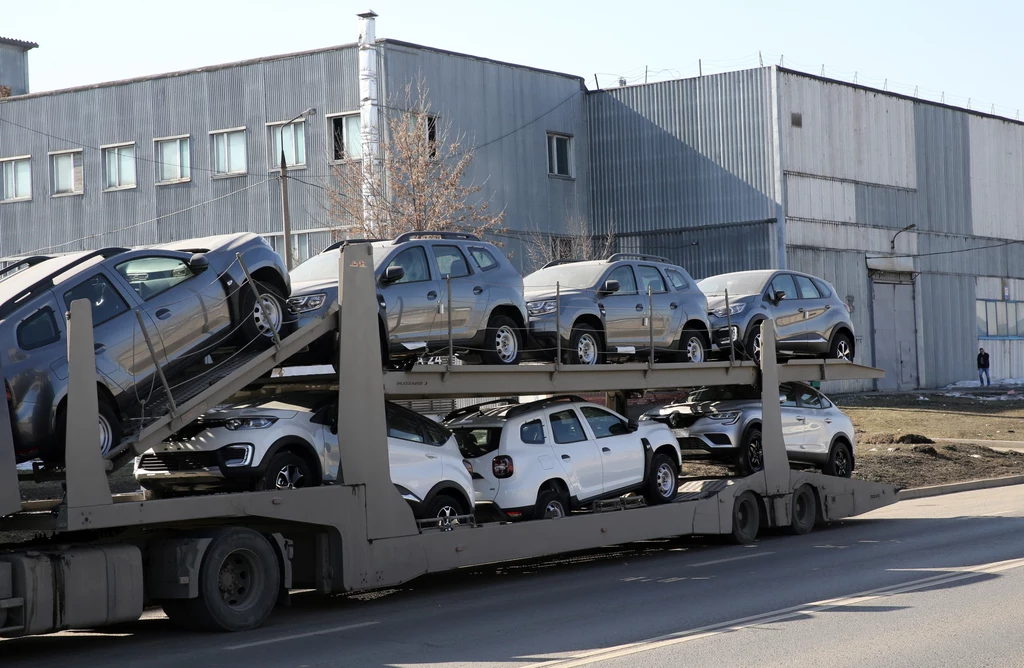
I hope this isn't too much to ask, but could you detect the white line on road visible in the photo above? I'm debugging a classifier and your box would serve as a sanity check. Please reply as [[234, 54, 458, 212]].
[[224, 620, 380, 650], [522, 557, 1024, 668], [686, 551, 775, 568]]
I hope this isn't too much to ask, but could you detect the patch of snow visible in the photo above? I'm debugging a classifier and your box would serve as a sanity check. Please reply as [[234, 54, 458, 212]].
[[944, 377, 1024, 389], [917, 396, 929, 401]]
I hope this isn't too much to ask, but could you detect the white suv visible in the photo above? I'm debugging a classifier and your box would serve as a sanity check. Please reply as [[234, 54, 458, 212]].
[[135, 392, 475, 524], [444, 396, 682, 520]]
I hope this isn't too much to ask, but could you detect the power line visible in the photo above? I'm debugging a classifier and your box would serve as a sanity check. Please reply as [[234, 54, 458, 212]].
[[905, 239, 1024, 259]]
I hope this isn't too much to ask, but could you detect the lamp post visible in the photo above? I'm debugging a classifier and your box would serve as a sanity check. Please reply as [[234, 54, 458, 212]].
[[890, 223, 916, 252], [279, 107, 317, 270]]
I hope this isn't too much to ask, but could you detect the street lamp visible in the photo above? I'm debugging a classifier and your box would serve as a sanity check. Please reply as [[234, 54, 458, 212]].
[[278, 107, 317, 270], [890, 223, 916, 252]]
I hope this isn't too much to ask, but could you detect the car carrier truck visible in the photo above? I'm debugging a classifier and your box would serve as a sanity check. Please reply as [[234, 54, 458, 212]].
[[0, 243, 896, 636]]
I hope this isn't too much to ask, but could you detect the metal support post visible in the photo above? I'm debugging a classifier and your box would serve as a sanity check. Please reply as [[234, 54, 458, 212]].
[[725, 288, 736, 366], [237, 253, 282, 350], [280, 154, 293, 271], [648, 286, 655, 367], [555, 282, 562, 369], [0, 362, 21, 517], [136, 310, 177, 417], [758, 320, 790, 496], [446, 276, 453, 369]]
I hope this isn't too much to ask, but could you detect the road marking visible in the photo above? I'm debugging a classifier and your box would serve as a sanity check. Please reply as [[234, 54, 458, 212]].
[[224, 620, 380, 650], [522, 557, 1024, 668], [686, 551, 774, 568]]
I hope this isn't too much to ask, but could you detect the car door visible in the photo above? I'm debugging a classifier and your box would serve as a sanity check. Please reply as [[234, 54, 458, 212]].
[[793, 386, 829, 455], [599, 264, 644, 350], [430, 244, 478, 342], [379, 245, 442, 348], [635, 265, 675, 350], [580, 405, 645, 492], [779, 383, 803, 452], [765, 274, 802, 352], [384, 403, 444, 503], [547, 408, 603, 500], [793, 275, 830, 353]]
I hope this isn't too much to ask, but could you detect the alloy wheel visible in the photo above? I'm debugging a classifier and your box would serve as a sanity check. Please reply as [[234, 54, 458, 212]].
[[836, 339, 852, 360], [494, 325, 519, 363], [436, 504, 461, 528], [274, 464, 304, 489], [748, 437, 764, 472], [834, 448, 851, 477], [751, 333, 763, 364]]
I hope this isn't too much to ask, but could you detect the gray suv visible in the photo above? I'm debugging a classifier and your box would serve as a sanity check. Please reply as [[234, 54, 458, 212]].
[[524, 254, 710, 364], [698, 270, 855, 363], [2, 233, 290, 464], [288, 232, 528, 366]]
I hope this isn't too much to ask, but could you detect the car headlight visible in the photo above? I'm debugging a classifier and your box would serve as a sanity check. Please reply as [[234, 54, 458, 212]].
[[287, 293, 327, 313], [224, 417, 278, 430], [527, 300, 557, 316], [706, 411, 741, 425], [222, 444, 255, 467], [712, 303, 746, 318]]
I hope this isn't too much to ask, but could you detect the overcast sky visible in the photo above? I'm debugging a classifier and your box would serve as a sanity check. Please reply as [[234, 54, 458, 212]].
[[5, 0, 1020, 117]]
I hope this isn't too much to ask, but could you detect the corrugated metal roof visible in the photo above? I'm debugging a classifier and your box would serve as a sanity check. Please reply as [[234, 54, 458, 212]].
[[0, 37, 37, 50]]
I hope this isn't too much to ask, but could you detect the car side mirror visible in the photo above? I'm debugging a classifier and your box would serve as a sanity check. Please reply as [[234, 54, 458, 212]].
[[188, 253, 210, 273], [772, 290, 786, 303], [627, 419, 639, 432], [381, 265, 405, 284], [599, 279, 621, 296]]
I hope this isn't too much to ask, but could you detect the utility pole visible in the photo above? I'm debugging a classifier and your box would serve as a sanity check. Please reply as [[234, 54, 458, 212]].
[[278, 107, 316, 270]]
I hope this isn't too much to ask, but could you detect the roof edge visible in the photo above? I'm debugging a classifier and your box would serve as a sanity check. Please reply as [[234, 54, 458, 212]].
[[0, 37, 38, 50]]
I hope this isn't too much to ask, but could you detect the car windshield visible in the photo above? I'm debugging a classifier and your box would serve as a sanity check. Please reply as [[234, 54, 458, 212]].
[[697, 272, 771, 296], [686, 386, 762, 402], [525, 264, 606, 291], [290, 251, 340, 283]]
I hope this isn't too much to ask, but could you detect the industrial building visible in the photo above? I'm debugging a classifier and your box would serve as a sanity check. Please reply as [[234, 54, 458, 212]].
[[0, 14, 1022, 390]]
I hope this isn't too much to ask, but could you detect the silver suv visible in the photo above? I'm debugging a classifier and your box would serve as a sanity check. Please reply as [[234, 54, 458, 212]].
[[524, 254, 710, 365], [288, 232, 528, 367], [698, 270, 855, 363]]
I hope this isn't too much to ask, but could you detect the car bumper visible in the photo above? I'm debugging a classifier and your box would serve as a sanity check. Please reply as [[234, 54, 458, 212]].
[[133, 443, 259, 490], [672, 427, 741, 460]]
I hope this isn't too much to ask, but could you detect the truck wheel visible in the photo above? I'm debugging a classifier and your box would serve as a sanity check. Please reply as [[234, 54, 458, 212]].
[[423, 494, 467, 529], [736, 427, 764, 476], [240, 283, 285, 348], [786, 484, 817, 535], [567, 324, 602, 365], [824, 440, 853, 478], [730, 491, 761, 544], [643, 452, 679, 504], [479, 315, 522, 365], [535, 489, 570, 519], [164, 528, 281, 632]]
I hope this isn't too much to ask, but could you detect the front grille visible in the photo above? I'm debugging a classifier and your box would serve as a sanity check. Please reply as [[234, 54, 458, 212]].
[[138, 451, 219, 472], [165, 419, 225, 442], [677, 437, 709, 451], [670, 414, 702, 429]]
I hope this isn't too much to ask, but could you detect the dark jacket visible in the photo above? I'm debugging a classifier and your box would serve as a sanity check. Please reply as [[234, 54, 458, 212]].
[[978, 352, 990, 369]]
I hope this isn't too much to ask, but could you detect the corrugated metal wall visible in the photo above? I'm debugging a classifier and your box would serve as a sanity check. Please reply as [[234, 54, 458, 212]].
[[919, 273, 976, 387], [968, 114, 1024, 241], [0, 45, 29, 95], [617, 220, 775, 280], [587, 69, 777, 237]]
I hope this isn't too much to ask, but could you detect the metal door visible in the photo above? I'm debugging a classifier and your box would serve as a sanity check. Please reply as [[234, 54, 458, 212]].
[[872, 281, 919, 390]]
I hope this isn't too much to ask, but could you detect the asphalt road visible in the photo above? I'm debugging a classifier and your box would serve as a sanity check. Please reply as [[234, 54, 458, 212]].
[[4, 486, 1024, 667]]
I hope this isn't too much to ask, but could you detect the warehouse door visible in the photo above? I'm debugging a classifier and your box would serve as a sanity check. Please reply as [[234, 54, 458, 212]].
[[872, 281, 919, 390]]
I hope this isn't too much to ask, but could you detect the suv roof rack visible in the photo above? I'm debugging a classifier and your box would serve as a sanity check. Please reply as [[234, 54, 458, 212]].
[[321, 238, 385, 253], [607, 253, 671, 263], [443, 398, 519, 423], [0, 247, 129, 320], [505, 395, 586, 420], [540, 258, 585, 269], [0, 256, 53, 282], [393, 231, 482, 244]]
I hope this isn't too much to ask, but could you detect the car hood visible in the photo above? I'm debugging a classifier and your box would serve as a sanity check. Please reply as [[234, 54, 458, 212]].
[[154, 232, 256, 254], [524, 287, 588, 302], [704, 294, 757, 312], [290, 279, 341, 297], [202, 400, 305, 421], [650, 398, 761, 417]]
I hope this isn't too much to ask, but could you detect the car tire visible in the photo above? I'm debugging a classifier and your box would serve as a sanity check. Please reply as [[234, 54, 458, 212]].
[[567, 323, 602, 365], [730, 491, 761, 544], [259, 451, 314, 490], [49, 393, 123, 464], [479, 314, 522, 365], [786, 484, 817, 535], [535, 489, 570, 519], [736, 426, 764, 476], [828, 331, 854, 361], [240, 283, 286, 349], [824, 440, 853, 478], [744, 323, 764, 365], [643, 452, 679, 504], [422, 494, 467, 529], [679, 329, 708, 364]]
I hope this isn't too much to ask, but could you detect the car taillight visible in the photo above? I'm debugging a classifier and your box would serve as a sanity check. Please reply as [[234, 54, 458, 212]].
[[492, 455, 514, 478], [844, 302, 852, 313], [463, 459, 473, 475]]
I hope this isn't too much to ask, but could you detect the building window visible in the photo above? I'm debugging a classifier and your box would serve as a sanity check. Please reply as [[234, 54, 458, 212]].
[[0, 156, 31, 202], [268, 121, 306, 168], [50, 150, 84, 196], [977, 299, 1024, 339], [330, 114, 361, 161], [547, 133, 572, 177], [155, 136, 190, 183], [211, 128, 247, 176], [102, 143, 136, 190], [426, 114, 437, 159]]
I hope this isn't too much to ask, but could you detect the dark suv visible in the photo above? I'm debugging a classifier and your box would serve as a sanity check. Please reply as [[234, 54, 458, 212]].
[[523, 254, 710, 364], [2, 233, 289, 464], [287, 232, 528, 366]]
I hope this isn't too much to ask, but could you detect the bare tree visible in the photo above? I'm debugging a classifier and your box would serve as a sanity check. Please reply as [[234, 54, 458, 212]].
[[525, 212, 616, 271], [325, 75, 504, 240]]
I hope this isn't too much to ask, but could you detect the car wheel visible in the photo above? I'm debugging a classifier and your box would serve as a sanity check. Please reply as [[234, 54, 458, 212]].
[[423, 494, 467, 529], [479, 315, 522, 365], [680, 329, 708, 363], [535, 489, 570, 519], [786, 484, 817, 535], [50, 393, 123, 464], [824, 440, 853, 478], [643, 452, 679, 504], [240, 283, 285, 348], [828, 331, 854, 361], [567, 324, 602, 365], [730, 491, 761, 544], [744, 324, 763, 365], [259, 452, 314, 490], [736, 426, 764, 476]]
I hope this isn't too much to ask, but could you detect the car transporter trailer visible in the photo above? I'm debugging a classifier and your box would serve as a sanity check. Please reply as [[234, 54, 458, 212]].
[[0, 243, 897, 636]]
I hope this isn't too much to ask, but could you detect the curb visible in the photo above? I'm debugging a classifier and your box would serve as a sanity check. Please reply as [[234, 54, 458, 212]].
[[898, 474, 1024, 500]]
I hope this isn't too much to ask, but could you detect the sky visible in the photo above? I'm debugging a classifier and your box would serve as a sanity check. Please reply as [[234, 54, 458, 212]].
[[4, 0, 1022, 117]]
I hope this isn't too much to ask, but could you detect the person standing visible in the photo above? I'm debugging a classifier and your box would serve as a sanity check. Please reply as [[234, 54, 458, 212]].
[[977, 347, 991, 387]]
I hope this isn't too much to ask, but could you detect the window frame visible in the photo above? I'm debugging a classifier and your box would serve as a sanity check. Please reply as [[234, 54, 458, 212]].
[[794, 275, 822, 300], [468, 246, 499, 272], [520, 419, 546, 444], [604, 264, 638, 295], [384, 245, 433, 284], [768, 273, 798, 301], [266, 119, 307, 170], [664, 268, 689, 291], [431, 244, 473, 280], [209, 127, 248, 178], [114, 255, 195, 302], [636, 265, 668, 294], [101, 142, 137, 191], [48, 149, 84, 197], [17, 306, 61, 351], [548, 408, 588, 444], [61, 273, 131, 326], [153, 134, 192, 185], [0, 155, 32, 203], [579, 405, 629, 439], [326, 112, 361, 162], [977, 298, 1024, 340], [546, 132, 574, 178]]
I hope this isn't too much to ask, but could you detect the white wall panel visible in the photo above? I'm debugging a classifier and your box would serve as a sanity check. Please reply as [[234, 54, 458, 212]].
[[968, 115, 1024, 241], [786, 174, 856, 222]]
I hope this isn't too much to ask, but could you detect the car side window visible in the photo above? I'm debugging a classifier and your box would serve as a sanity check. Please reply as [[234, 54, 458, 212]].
[[796, 388, 823, 408], [665, 268, 688, 290], [385, 246, 431, 284], [63, 274, 130, 326], [385, 405, 426, 443], [637, 265, 667, 294], [468, 246, 499, 272], [794, 276, 821, 300], [605, 265, 637, 294], [549, 409, 587, 444], [420, 418, 452, 447], [781, 384, 799, 407], [580, 406, 629, 438], [769, 274, 798, 301], [520, 419, 545, 444], [812, 278, 832, 298], [115, 256, 194, 301], [17, 307, 61, 351], [432, 245, 472, 279], [819, 395, 833, 409]]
